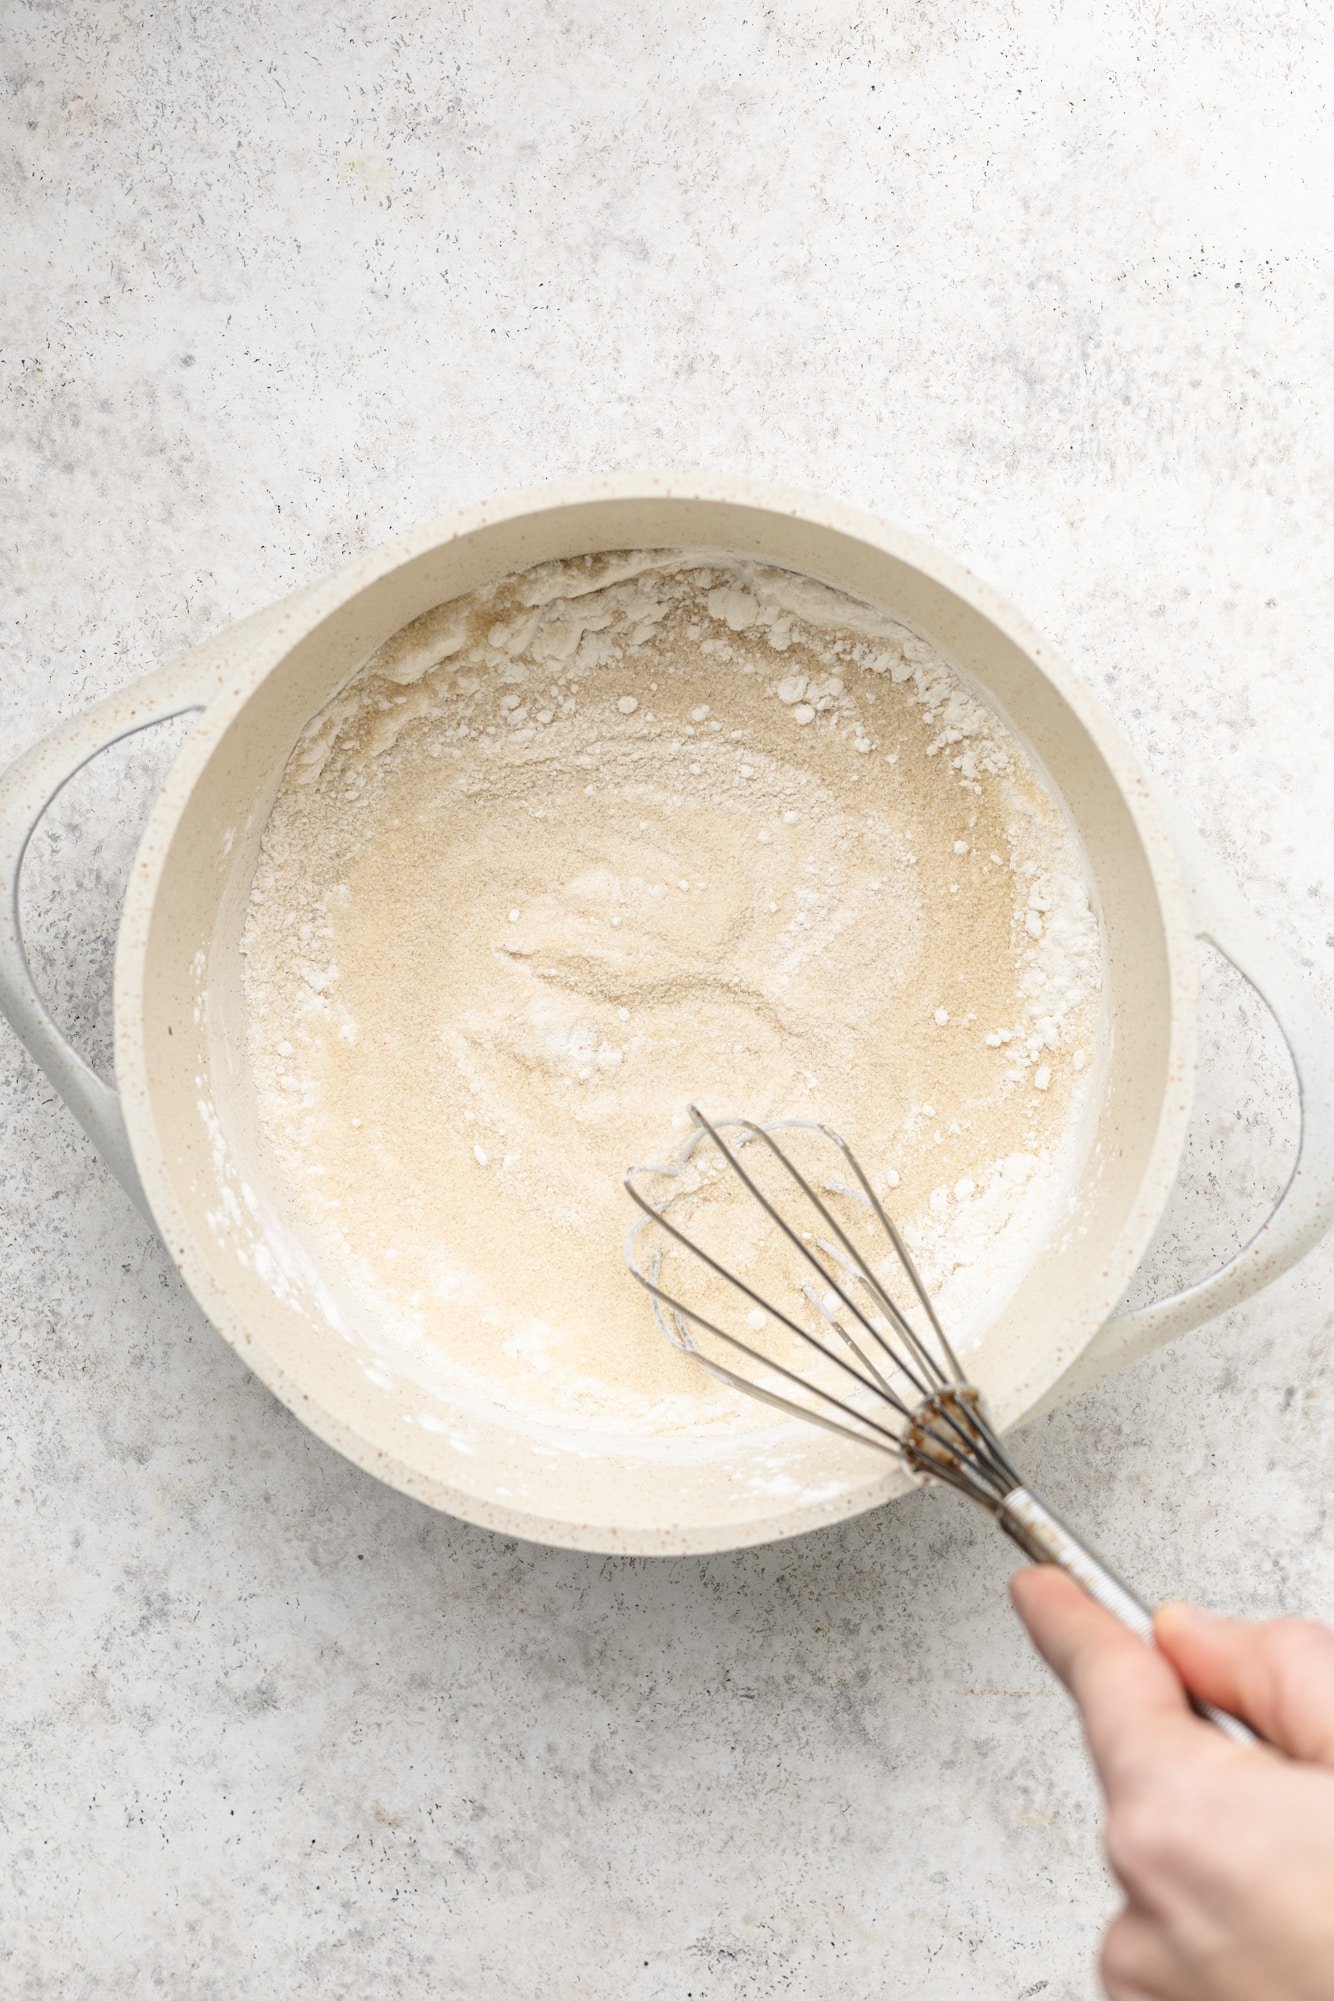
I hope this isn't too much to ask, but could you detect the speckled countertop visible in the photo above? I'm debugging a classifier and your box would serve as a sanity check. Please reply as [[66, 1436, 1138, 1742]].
[[3, 6, 1333, 1997]]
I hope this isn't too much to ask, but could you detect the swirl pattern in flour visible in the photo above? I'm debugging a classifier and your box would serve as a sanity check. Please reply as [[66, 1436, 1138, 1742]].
[[241, 553, 1101, 1434]]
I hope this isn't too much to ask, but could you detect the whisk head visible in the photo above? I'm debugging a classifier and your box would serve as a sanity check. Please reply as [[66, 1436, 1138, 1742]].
[[624, 1107, 1023, 1510]]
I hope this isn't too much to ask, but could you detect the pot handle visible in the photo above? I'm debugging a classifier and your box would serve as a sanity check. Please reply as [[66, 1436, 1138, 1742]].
[[1065, 823, 1334, 1394], [0, 652, 221, 1217]]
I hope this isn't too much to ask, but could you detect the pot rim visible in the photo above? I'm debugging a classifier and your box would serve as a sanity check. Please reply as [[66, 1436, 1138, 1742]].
[[113, 474, 1199, 1553]]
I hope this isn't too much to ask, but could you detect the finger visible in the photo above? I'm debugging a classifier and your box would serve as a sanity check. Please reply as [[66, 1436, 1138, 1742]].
[[1099, 1910, 1172, 2001], [1012, 1567, 1193, 1790], [1155, 1605, 1334, 1763]]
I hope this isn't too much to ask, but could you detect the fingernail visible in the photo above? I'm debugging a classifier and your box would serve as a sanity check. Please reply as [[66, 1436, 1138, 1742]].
[[1157, 1602, 1218, 1631]]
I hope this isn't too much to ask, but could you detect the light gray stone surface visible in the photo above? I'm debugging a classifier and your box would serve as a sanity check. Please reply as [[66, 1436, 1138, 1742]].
[[3, 4, 1333, 1996]]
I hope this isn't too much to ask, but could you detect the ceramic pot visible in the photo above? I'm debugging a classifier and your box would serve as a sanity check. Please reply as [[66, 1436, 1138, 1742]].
[[3, 478, 1331, 1551]]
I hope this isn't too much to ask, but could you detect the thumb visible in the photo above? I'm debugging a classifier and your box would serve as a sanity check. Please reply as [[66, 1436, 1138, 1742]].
[[1155, 1605, 1334, 1763], [1013, 1567, 1194, 1792]]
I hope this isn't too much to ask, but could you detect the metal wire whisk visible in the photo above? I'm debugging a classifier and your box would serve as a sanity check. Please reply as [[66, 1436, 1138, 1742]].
[[625, 1107, 1255, 1747]]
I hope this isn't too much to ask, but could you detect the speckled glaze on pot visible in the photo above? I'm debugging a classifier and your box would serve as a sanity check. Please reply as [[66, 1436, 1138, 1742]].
[[2, 477, 1332, 1553]]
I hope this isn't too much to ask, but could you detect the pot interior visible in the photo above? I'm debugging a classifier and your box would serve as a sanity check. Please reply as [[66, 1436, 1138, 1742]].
[[124, 491, 1193, 1552]]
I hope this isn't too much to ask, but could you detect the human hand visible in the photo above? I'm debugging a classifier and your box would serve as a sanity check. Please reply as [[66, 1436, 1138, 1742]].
[[1011, 1567, 1334, 2000]]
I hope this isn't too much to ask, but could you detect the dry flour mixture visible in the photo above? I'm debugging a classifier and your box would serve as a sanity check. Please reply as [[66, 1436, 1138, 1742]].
[[241, 553, 1102, 1437]]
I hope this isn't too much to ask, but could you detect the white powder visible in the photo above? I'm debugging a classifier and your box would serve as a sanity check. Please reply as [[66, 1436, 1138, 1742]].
[[240, 552, 1101, 1436]]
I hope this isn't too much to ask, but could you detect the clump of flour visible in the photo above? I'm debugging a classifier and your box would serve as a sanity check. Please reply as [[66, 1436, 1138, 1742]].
[[240, 552, 1101, 1434]]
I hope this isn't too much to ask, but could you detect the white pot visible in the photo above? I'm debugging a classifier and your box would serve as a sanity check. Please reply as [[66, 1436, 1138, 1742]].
[[3, 478, 1332, 1553]]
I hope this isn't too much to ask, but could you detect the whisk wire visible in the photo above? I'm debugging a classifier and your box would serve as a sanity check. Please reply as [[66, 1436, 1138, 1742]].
[[681, 1108, 944, 1407], [683, 1109, 1018, 1484], [624, 1108, 1009, 1486], [803, 1120, 965, 1382], [622, 1183, 923, 1433], [804, 1281, 898, 1396], [647, 1301, 913, 1459]]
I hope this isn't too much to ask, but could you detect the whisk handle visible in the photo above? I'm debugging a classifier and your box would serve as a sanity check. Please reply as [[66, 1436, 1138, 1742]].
[[998, 1487, 1258, 1748]]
